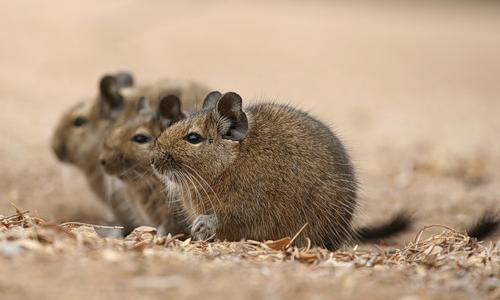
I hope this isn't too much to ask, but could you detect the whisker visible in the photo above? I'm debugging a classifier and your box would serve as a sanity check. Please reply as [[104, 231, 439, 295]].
[[183, 169, 213, 217], [182, 164, 223, 211]]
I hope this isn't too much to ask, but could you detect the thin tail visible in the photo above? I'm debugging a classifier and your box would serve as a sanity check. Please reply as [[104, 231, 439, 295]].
[[354, 211, 413, 242], [466, 210, 500, 240]]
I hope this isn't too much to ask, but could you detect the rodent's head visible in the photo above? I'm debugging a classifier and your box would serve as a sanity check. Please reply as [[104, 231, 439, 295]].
[[99, 94, 185, 181], [152, 91, 248, 181], [51, 72, 134, 168]]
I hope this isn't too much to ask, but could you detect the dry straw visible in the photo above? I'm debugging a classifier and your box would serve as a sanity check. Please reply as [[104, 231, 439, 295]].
[[0, 208, 498, 289]]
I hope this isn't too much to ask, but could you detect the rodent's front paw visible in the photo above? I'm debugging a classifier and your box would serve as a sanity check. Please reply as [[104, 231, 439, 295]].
[[191, 214, 218, 241]]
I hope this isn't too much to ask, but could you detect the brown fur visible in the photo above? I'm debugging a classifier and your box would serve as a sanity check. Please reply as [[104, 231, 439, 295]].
[[98, 82, 209, 235], [52, 73, 142, 233], [151, 92, 358, 249]]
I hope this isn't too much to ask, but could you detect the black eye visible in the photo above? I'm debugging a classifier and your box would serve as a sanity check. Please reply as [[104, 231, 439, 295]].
[[72, 117, 87, 127], [131, 134, 151, 144], [184, 133, 204, 144]]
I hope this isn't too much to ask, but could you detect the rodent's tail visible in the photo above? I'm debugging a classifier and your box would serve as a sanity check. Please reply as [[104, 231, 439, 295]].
[[354, 210, 413, 242], [465, 210, 500, 240]]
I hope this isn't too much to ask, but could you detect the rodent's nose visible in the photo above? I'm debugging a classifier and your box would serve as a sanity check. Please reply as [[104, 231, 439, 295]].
[[100, 159, 106, 166], [149, 152, 172, 169]]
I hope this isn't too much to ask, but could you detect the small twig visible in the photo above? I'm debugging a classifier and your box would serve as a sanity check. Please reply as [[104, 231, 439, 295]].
[[413, 224, 459, 244], [422, 244, 438, 261], [171, 233, 185, 240], [204, 233, 216, 242], [0, 210, 30, 222], [305, 238, 312, 252], [60, 221, 124, 230], [161, 233, 185, 247], [10, 203, 23, 215], [286, 223, 309, 249]]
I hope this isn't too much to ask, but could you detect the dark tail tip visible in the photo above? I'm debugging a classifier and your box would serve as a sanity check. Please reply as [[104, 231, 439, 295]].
[[355, 210, 413, 242], [466, 210, 500, 240]]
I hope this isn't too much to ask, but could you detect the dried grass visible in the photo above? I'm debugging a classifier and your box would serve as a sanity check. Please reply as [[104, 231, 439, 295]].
[[0, 209, 498, 298]]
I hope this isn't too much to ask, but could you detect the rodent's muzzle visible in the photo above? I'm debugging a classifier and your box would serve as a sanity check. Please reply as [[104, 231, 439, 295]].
[[98, 151, 124, 176], [150, 151, 174, 176]]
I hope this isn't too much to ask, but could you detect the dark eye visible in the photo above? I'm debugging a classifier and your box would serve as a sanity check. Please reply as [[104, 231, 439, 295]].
[[131, 134, 151, 144], [72, 117, 87, 127], [184, 133, 204, 144]]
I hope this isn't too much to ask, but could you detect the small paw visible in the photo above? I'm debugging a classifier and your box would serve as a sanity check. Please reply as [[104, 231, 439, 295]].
[[191, 214, 218, 241]]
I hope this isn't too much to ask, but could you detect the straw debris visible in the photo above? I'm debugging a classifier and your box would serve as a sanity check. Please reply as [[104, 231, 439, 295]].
[[0, 209, 498, 297]]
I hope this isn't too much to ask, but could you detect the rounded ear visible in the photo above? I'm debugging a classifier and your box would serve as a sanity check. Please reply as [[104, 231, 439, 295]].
[[115, 72, 134, 87], [158, 94, 186, 129], [202, 91, 222, 109], [99, 75, 124, 117], [215, 92, 248, 141]]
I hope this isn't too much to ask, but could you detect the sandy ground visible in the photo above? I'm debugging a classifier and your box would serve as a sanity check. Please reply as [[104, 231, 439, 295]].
[[1, 1, 500, 299]]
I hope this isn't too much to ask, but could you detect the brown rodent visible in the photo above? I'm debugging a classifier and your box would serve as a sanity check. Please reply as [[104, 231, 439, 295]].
[[98, 85, 209, 235], [151, 91, 358, 249], [52, 72, 143, 233]]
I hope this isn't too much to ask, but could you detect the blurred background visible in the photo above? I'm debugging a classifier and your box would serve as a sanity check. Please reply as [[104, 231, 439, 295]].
[[1, 0, 500, 242]]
